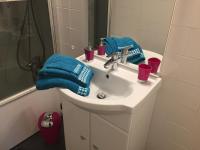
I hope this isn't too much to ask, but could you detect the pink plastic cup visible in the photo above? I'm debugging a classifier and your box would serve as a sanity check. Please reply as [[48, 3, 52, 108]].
[[138, 64, 152, 81], [84, 49, 94, 61], [148, 57, 161, 73]]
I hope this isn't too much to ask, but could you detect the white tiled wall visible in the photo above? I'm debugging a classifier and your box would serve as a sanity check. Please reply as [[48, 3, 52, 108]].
[[52, 0, 88, 56], [110, 0, 175, 55], [146, 0, 200, 150]]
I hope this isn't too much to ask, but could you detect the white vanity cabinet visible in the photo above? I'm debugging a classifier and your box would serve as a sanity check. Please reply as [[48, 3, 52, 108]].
[[90, 114, 128, 150], [60, 54, 161, 150], [62, 101, 90, 150], [62, 92, 157, 150], [62, 101, 129, 150]]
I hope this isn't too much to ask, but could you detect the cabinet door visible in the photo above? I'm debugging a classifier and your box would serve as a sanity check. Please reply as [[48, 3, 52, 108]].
[[91, 114, 128, 150], [62, 101, 90, 150]]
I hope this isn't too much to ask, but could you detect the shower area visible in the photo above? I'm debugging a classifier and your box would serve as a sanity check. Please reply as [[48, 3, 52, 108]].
[[0, 0, 53, 101]]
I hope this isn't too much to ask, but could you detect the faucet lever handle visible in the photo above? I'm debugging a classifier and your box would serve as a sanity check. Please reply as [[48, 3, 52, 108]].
[[122, 46, 132, 55], [113, 52, 121, 60], [107, 52, 120, 60]]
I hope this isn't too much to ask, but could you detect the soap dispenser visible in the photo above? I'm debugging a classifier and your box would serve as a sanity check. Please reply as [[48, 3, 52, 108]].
[[84, 45, 94, 61], [97, 38, 106, 55]]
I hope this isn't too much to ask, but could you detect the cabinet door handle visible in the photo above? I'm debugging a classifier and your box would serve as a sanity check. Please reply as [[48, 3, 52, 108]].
[[80, 135, 87, 140], [93, 144, 99, 150]]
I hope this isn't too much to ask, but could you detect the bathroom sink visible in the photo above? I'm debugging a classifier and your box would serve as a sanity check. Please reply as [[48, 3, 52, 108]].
[[59, 54, 162, 113], [90, 67, 133, 99]]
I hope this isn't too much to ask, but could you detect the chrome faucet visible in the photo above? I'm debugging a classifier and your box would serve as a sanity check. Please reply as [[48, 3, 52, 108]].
[[104, 46, 131, 70], [104, 52, 120, 70]]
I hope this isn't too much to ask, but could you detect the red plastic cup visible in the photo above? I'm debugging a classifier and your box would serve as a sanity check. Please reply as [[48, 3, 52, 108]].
[[138, 64, 152, 81], [84, 49, 94, 61], [148, 57, 161, 73]]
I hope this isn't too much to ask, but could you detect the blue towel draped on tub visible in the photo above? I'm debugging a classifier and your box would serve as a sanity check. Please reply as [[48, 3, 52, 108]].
[[104, 37, 145, 64], [36, 54, 94, 96]]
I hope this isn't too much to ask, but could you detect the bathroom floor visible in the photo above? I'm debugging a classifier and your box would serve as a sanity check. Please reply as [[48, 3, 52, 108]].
[[10, 124, 65, 150]]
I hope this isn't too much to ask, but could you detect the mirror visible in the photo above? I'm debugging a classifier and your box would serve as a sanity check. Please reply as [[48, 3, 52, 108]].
[[88, 0, 109, 47], [89, 0, 176, 56]]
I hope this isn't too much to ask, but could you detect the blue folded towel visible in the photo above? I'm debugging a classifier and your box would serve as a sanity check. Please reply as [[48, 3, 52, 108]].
[[38, 54, 94, 87], [44, 54, 84, 75], [104, 37, 145, 64], [36, 77, 90, 96], [36, 54, 94, 96]]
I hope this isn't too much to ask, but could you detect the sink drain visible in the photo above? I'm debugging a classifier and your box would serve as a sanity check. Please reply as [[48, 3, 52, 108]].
[[97, 92, 107, 99]]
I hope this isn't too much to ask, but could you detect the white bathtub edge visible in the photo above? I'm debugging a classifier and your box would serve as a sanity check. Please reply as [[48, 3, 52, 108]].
[[0, 86, 37, 107]]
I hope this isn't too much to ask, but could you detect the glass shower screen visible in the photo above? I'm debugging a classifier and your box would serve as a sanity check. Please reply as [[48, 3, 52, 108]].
[[0, 0, 53, 100]]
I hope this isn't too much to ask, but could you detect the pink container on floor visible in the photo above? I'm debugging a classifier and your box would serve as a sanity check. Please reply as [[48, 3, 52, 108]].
[[38, 112, 61, 144], [148, 57, 161, 73], [138, 64, 152, 81]]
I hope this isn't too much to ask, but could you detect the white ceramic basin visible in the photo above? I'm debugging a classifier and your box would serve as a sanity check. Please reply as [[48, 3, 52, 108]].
[[59, 54, 162, 113], [90, 67, 133, 99]]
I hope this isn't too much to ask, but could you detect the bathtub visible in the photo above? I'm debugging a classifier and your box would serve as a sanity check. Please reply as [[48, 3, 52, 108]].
[[0, 63, 61, 149], [0, 87, 62, 150]]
